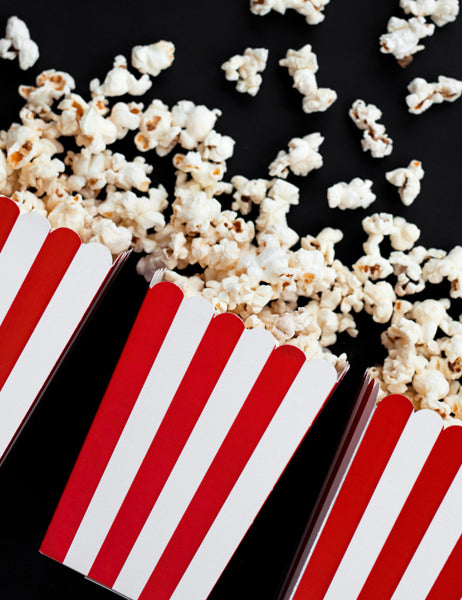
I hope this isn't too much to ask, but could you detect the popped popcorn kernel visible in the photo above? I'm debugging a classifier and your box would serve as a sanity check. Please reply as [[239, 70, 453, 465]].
[[269, 133, 324, 178], [327, 178, 376, 210], [221, 48, 268, 96], [0, 16, 39, 70], [349, 99, 393, 158], [386, 160, 424, 206]]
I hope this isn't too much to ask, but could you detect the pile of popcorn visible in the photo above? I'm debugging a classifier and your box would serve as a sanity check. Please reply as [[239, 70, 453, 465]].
[[2, 14, 462, 425]]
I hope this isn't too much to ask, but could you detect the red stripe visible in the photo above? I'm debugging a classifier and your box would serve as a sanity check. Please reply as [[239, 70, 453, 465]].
[[281, 379, 377, 599], [138, 345, 305, 600], [292, 395, 413, 600], [0, 228, 81, 390], [425, 532, 462, 600], [357, 425, 462, 600], [40, 282, 184, 562], [88, 312, 244, 587], [0, 196, 19, 252]]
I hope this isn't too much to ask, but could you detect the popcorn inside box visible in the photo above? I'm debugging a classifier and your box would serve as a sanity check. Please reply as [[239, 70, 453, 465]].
[[0, 195, 128, 465]]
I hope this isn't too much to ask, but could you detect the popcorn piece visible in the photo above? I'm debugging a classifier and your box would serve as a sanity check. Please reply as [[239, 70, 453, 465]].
[[268, 133, 324, 178], [386, 160, 424, 206], [131, 40, 175, 77], [221, 48, 268, 96], [423, 246, 462, 298], [172, 100, 221, 150], [0, 16, 39, 70], [400, 0, 459, 26], [390, 216, 421, 251], [90, 55, 152, 97], [19, 70, 76, 114], [198, 131, 235, 163], [89, 218, 132, 254], [231, 175, 270, 215], [349, 99, 393, 158], [406, 76, 462, 114], [109, 102, 143, 139], [249, 0, 331, 25], [75, 99, 118, 153], [431, 0, 460, 25], [379, 16, 435, 66], [363, 281, 396, 323], [279, 44, 336, 113], [327, 178, 376, 210], [135, 99, 180, 156]]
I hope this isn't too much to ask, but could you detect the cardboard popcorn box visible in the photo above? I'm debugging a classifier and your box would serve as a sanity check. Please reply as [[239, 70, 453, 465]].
[[279, 374, 462, 600], [41, 278, 346, 600], [0, 196, 128, 465]]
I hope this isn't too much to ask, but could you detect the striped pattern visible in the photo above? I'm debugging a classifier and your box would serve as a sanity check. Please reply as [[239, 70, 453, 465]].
[[41, 281, 339, 600], [282, 388, 462, 600], [0, 197, 114, 463]]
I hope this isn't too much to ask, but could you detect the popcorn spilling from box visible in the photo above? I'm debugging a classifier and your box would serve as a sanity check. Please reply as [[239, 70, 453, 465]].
[[41, 280, 343, 600], [0, 196, 127, 464], [279, 376, 462, 600], [2, 32, 462, 426]]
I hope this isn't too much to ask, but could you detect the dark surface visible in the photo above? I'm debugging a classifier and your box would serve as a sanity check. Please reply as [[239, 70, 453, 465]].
[[0, 1, 461, 599]]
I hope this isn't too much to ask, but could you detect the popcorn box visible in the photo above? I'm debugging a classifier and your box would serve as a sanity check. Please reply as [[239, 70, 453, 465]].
[[41, 279, 344, 600], [279, 374, 462, 600], [0, 196, 128, 465]]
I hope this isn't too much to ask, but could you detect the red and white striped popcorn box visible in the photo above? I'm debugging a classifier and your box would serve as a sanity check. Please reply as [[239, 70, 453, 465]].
[[0, 196, 128, 464], [279, 374, 462, 600], [40, 278, 344, 600]]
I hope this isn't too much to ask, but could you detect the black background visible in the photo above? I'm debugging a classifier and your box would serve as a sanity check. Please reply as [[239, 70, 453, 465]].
[[0, 1, 461, 599]]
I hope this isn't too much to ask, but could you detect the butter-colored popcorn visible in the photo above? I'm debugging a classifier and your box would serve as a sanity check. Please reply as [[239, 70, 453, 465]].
[[327, 178, 376, 210], [109, 102, 143, 139], [135, 99, 180, 155], [105, 153, 152, 192], [0, 16, 39, 70], [406, 76, 462, 114], [221, 48, 268, 96], [75, 99, 118, 153], [363, 281, 396, 323], [279, 44, 336, 113], [349, 99, 393, 158], [11, 189, 47, 215], [390, 216, 421, 251], [269, 133, 324, 178], [386, 160, 424, 206], [249, 0, 331, 25], [400, 0, 459, 26], [89, 217, 132, 254], [422, 246, 462, 298], [171, 100, 221, 150], [197, 131, 235, 163], [173, 151, 227, 197], [354, 255, 393, 283], [131, 40, 175, 77], [379, 16, 435, 66], [90, 55, 152, 97]]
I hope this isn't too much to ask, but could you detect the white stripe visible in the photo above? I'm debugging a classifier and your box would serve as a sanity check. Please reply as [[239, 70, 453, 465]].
[[0, 212, 50, 326], [284, 375, 380, 600], [391, 464, 462, 600], [323, 409, 443, 600], [0, 242, 112, 460], [113, 328, 276, 599], [170, 359, 337, 600], [64, 296, 214, 575]]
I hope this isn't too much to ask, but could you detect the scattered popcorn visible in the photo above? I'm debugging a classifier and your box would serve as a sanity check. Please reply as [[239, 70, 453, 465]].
[[349, 99, 393, 158], [221, 48, 268, 96], [268, 133, 324, 178], [379, 16, 435, 66], [327, 178, 376, 210], [406, 75, 462, 113], [131, 40, 175, 77], [400, 0, 459, 26], [90, 55, 152, 97], [249, 0, 331, 25], [279, 44, 336, 113], [386, 160, 424, 205], [0, 16, 39, 70], [3, 37, 462, 423]]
